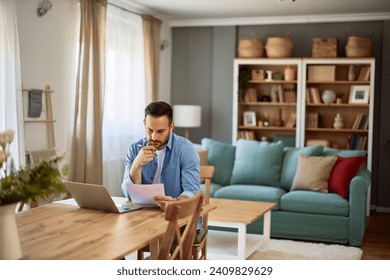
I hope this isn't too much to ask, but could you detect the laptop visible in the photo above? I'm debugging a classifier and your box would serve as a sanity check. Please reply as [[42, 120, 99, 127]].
[[64, 181, 143, 213]]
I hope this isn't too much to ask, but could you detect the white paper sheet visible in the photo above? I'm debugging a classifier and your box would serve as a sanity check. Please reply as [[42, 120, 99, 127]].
[[126, 183, 165, 207]]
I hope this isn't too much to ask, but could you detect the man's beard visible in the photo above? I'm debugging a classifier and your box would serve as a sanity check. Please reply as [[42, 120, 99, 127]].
[[148, 134, 169, 150]]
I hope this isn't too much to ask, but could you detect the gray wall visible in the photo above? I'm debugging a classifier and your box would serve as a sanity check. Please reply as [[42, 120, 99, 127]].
[[171, 27, 212, 142], [171, 20, 390, 210]]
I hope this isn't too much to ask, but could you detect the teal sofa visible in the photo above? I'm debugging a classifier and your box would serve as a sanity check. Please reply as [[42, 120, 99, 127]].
[[198, 138, 370, 246]]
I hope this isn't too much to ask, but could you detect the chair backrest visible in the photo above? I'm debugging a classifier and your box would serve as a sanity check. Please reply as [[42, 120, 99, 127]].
[[200, 165, 215, 206], [158, 191, 203, 260]]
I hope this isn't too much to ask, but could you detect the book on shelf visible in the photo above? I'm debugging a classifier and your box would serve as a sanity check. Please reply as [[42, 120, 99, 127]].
[[285, 113, 297, 128], [358, 114, 368, 129], [309, 87, 322, 104], [277, 84, 285, 103], [357, 66, 371, 81], [244, 87, 257, 102], [306, 87, 312, 104], [305, 112, 319, 128], [347, 134, 368, 150], [284, 84, 296, 103], [238, 130, 256, 140], [352, 114, 368, 130]]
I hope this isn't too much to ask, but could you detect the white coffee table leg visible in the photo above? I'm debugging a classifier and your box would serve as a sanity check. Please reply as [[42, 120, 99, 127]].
[[237, 223, 247, 259], [262, 211, 271, 248]]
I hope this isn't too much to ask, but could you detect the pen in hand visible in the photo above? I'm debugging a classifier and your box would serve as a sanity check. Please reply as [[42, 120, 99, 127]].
[[137, 143, 156, 155]]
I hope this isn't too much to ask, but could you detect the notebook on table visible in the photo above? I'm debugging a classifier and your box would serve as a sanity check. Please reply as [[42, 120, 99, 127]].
[[64, 181, 143, 213]]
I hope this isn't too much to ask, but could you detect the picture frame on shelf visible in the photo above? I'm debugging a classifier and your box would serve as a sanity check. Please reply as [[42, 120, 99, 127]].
[[243, 111, 256, 126], [349, 85, 370, 104]]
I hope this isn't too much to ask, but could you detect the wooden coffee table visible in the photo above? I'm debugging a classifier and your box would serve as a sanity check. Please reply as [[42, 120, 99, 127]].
[[207, 198, 276, 260]]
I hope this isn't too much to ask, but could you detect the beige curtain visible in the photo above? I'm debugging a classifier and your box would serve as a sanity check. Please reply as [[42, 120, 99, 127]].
[[142, 14, 162, 103], [70, 0, 107, 184]]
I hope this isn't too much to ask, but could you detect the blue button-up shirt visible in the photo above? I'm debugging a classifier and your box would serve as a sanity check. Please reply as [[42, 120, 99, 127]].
[[121, 132, 200, 199]]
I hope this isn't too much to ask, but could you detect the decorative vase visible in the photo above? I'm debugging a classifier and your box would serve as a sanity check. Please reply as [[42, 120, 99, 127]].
[[265, 70, 273, 81], [348, 65, 356, 81], [333, 113, 344, 129], [274, 109, 284, 127], [0, 203, 22, 260], [284, 66, 295, 81], [321, 90, 336, 104]]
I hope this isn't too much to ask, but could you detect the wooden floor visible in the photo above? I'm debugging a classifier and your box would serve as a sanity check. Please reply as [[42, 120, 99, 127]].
[[361, 211, 390, 260]]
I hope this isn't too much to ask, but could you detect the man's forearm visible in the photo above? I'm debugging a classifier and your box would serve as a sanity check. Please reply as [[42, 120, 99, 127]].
[[129, 164, 142, 184]]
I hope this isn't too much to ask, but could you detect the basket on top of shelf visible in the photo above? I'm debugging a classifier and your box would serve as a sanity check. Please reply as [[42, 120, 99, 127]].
[[312, 37, 338, 58], [237, 38, 264, 58], [345, 36, 373, 57], [265, 37, 293, 58]]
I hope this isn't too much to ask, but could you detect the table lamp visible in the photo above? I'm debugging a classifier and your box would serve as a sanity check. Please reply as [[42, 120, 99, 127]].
[[173, 105, 201, 139]]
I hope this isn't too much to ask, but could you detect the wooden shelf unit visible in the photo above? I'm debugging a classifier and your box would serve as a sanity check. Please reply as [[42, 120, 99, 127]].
[[233, 58, 302, 144], [233, 57, 375, 169], [300, 58, 374, 169]]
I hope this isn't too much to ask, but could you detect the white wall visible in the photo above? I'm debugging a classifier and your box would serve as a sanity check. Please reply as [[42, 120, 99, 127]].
[[16, 0, 78, 161]]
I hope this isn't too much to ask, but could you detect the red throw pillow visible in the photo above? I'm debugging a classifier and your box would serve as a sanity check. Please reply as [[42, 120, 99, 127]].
[[328, 156, 365, 198]]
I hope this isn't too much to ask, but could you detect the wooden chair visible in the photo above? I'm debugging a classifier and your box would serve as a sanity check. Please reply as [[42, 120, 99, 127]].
[[137, 166, 215, 260], [158, 191, 203, 260], [192, 165, 215, 260]]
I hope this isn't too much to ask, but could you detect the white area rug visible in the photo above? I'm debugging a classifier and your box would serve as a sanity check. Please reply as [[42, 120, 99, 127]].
[[248, 239, 363, 260]]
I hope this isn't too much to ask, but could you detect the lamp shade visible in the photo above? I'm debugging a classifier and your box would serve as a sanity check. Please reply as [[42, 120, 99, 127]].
[[173, 105, 201, 128]]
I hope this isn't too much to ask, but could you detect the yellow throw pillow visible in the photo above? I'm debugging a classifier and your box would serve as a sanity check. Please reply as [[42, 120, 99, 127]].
[[291, 154, 337, 193]]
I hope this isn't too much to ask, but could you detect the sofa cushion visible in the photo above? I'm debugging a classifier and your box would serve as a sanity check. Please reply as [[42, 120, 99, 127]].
[[280, 190, 349, 216], [201, 138, 235, 186], [323, 147, 367, 157], [291, 154, 337, 193], [328, 156, 366, 198], [230, 140, 284, 187], [213, 184, 285, 210], [281, 145, 324, 191]]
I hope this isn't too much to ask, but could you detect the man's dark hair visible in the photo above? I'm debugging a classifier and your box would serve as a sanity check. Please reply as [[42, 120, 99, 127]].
[[144, 101, 173, 124]]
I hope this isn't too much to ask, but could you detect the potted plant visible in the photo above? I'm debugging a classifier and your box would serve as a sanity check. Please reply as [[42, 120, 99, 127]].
[[238, 67, 251, 101], [0, 129, 67, 259]]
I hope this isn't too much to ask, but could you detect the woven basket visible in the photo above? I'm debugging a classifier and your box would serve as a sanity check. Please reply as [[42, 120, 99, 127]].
[[237, 39, 264, 58], [345, 36, 372, 57], [312, 37, 338, 57], [265, 37, 293, 58]]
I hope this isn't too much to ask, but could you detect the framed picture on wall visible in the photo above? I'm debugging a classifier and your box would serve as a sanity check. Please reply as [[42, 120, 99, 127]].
[[243, 111, 256, 126], [349, 85, 370, 104]]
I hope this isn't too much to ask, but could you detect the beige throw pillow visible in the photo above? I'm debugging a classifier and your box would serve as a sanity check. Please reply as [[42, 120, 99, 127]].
[[291, 154, 337, 193], [197, 148, 208, 166]]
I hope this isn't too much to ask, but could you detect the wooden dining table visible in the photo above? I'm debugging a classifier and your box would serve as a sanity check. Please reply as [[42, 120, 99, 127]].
[[15, 199, 216, 260]]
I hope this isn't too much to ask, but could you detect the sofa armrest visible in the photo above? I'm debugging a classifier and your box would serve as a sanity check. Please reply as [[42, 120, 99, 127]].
[[348, 169, 371, 246]]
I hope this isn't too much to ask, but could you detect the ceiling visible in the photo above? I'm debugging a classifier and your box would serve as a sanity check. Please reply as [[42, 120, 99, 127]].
[[128, 0, 390, 24]]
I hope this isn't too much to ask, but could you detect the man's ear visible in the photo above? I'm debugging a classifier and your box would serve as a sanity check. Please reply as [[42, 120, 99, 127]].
[[170, 121, 174, 132]]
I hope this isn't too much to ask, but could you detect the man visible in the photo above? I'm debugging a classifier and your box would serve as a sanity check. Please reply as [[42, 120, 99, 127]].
[[121, 101, 200, 209]]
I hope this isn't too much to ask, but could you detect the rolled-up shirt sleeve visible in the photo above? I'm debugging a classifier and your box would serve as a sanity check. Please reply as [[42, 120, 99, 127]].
[[121, 143, 140, 199]]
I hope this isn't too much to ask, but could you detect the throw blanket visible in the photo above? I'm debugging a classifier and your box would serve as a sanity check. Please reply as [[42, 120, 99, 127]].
[[28, 89, 43, 118]]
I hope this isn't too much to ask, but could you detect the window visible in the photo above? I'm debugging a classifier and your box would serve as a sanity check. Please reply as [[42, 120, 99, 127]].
[[103, 5, 146, 195]]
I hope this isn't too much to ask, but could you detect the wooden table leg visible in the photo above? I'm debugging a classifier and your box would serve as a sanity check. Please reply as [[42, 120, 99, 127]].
[[149, 238, 160, 259]]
